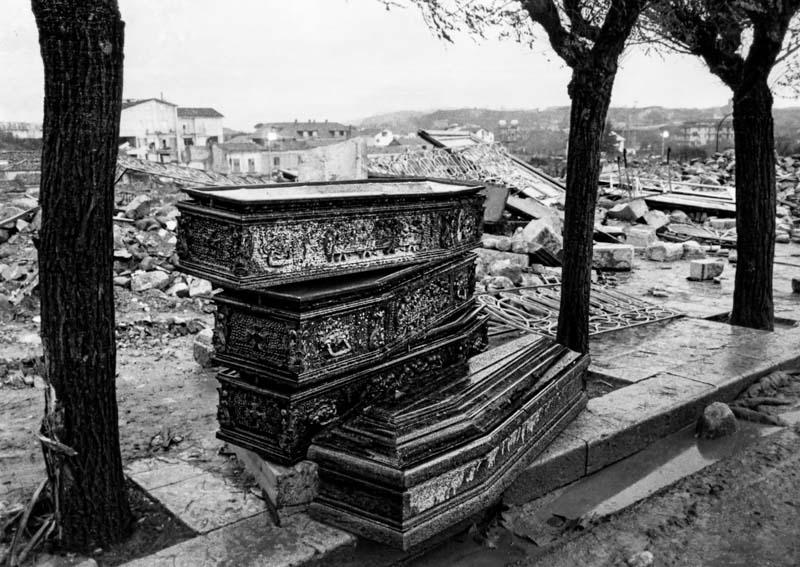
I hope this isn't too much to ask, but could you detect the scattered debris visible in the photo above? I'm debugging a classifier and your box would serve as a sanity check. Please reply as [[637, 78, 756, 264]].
[[688, 259, 725, 281]]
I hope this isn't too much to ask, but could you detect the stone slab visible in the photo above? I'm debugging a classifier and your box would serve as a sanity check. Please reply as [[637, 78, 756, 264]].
[[121, 513, 355, 567], [232, 445, 318, 508], [141, 468, 266, 534], [125, 458, 205, 491], [582, 373, 715, 474]]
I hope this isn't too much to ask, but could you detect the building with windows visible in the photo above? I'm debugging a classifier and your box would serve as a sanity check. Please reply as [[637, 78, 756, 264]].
[[119, 98, 182, 162], [252, 120, 352, 144], [678, 119, 734, 150], [177, 107, 224, 147]]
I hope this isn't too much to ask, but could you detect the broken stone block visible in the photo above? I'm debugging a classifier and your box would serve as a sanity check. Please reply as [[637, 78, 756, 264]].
[[522, 217, 563, 258], [624, 226, 658, 249], [643, 209, 670, 229], [776, 205, 791, 218], [682, 240, 706, 259], [193, 328, 214, 368], [646, 242, 684, 262], [488, 259, 523, 285], [776, 232, 791, 243], [728, 250, 738, 264], [166, 281, 190, 298], [474, 249, 530, 269], [486, 275, 515, 290], [188, 277, 213, 297], [792, 277, 800, 293], [696, 402, 738, 439], [113, 276, 131, 288], [0, 229, 10, 244], [707, 217, 736, 230], [592, 243, 634, 271], [123, 194, 153, 221], [130, 270, 170, 292], [688, 259, 725, 281], [669, 210, 690, 224], [481, 235, 499, 249], [626, 551, 655, 567], [495, 236, 512, 252], [233, 445, 319, 508], [606, 199, 648, 222]]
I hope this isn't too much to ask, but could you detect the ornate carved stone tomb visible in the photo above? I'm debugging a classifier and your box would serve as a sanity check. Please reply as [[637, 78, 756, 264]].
[[217, 309, 488, 465], [308, 334, 589, 550], [176, 178, 484, 289], [211, 254, 477, 386]]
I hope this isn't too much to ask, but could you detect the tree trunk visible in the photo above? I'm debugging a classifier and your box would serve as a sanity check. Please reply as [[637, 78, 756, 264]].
[[728, 78, 775, 331], [32, 0, 131, 550], [556, 66, 615, 353]]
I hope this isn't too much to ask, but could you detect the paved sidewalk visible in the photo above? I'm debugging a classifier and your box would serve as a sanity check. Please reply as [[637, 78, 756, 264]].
[[121, 318, 800, 567]]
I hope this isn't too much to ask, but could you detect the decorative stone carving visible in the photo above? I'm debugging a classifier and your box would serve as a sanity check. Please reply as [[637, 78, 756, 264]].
[[176, 179, 484, 289], [215, 313, 488, 465], [308, 334, 589, 550], [212, 255, 477, 387]]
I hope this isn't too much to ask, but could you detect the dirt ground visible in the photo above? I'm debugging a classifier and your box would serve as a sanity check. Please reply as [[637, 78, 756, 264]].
[[523, 423, 800, 567]]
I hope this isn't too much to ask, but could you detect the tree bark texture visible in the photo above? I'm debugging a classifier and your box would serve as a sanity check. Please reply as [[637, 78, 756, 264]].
[[728, 79, 775, 330], [556, 66, 616, 354], [32, 0, 131, 550]]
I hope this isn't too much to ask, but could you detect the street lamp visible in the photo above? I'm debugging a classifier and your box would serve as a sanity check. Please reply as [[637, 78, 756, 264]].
[[661, 130, 670, 160], [266, 131, 278, 180]]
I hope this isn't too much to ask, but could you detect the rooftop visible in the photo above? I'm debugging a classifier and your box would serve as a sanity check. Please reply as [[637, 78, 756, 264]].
[[178, 107, 224, 118], [122, 98, 178, 110]]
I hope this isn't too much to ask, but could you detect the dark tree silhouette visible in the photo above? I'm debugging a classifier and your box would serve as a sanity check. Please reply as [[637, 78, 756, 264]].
[[391, 0, 650, 353], [651, 1, 800, 331], [32, 0, 131, 550]]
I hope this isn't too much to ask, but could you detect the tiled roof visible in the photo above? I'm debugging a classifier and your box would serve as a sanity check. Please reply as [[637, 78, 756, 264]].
[[122, 98, 178, 110], [253, 121, 351, 134], [219, 142, 262, 152], [178, 107, 224, 118]]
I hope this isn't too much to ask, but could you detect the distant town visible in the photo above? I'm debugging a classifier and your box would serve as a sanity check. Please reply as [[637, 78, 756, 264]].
[[5, 100, 800, 181]]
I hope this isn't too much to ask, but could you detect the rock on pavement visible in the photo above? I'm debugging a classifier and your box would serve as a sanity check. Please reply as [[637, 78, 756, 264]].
[[688, 259, 725, 281], [130, 270, 170, 292], [696, 402, 738, 439], [646, 242, 684, 262], [592, 243, 634, 271]]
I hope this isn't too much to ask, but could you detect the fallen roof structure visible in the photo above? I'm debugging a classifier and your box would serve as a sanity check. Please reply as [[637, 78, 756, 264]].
[[115, 156, 273, 186], [367, 130, 565, 211]]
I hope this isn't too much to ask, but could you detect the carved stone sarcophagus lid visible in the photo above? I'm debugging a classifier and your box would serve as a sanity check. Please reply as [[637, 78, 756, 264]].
[[176, 178, 485, 289], [308, 334, 589, 550], [216, 309, 489, 465], [212, 254, 476, 388]]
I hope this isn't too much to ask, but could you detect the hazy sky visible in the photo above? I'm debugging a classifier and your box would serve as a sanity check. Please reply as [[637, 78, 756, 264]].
[[1, 0, 796, 130]]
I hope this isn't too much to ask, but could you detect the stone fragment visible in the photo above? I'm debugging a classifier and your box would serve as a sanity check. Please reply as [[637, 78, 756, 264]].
[[113, 276, 131, 288], [776, 233, 791, 243], [123, 194, 153, 220], [792, 277, 800, 293], [188, 277, 213, 297], [606, 199, 648, 222], [728, 250, 738, 264], [682, 240, 706, 259], [0, 229, 10, 244], [696, 402, 738, 439], [130, 270, 170, 292], [522, 217, 563, 258], [643, 209, 670, 229], [624, 225, 658, 249], [688, 259, 724, 281], [166, 281, 190, 297], [495, 236, 512, 252], [486, 276, 515, 290], [474, 249, 530, 268], [193, 328, 215, 367], [776, 205, 791, 218], [626, 550, 654, 567], [481, 235, 498, 249], [488, 259, 523, 285], [510, 228, 526, 254], [646, 242, 684, 262], [707, 217, 736, 230], [139, 255, 157, 271], [592, 243, 634, 271], [669, 209, 691, 224], [134, 217, 161, 232], [648, 287, 669, 298]]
